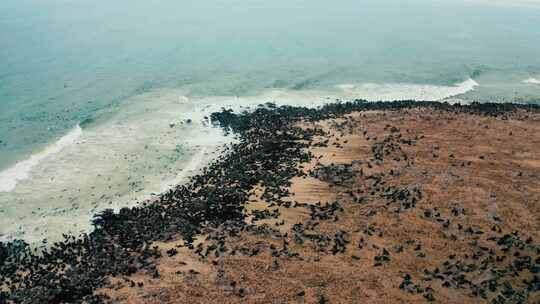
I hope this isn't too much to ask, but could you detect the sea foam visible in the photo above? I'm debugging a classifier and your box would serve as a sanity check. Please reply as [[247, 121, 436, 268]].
[[0, 125, 83, 192], [524, 78, 540, 85], [336, 78, 479, 102]]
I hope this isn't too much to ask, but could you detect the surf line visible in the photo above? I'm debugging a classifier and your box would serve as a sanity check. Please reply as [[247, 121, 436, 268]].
[[0, 125, 83, 192]]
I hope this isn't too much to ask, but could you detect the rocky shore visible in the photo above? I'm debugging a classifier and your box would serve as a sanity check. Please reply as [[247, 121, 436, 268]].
[[1, 100, 540, 303]]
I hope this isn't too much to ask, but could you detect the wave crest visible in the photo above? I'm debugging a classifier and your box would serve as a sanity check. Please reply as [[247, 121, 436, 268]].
[[0, 125, 83, 192], [524, 78, 540, 85], [336, 78, 478, 101]]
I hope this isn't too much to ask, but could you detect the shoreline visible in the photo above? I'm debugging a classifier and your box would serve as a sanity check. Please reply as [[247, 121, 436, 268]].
[[0, 79, 483, 245], [2, 100, 540, 303]]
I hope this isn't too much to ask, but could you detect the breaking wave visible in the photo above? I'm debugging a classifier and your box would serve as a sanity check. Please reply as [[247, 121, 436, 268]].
[[335, 78, 479, 102], [524, 78, 540, 85], [0, 125, 83, 192]]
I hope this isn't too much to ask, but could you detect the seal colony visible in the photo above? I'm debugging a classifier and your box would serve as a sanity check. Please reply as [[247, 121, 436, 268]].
[[1, 100, 540, 303]]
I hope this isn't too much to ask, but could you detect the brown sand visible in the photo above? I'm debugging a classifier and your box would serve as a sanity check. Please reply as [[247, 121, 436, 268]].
[[98, 108, 540, 303]]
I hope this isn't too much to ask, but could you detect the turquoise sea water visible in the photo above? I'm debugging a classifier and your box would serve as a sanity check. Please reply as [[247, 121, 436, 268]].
[[1, 0, 539, 243]]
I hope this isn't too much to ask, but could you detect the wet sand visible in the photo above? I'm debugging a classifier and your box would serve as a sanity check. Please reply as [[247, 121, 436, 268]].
[[97, 107, 540, 303]]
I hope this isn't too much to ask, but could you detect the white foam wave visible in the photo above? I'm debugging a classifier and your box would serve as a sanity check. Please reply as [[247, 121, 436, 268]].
[[0, 125, 83, 192], [336, 78, 478, 102], [161, 147, 210, 192], [524, 78, 540, 85]]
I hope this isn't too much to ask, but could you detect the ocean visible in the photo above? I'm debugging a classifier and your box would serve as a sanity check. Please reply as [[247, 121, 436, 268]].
[[1, 0, 539, 244]]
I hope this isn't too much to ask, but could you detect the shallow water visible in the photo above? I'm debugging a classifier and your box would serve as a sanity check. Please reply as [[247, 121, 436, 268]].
[[1, 0, 539, 243]]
